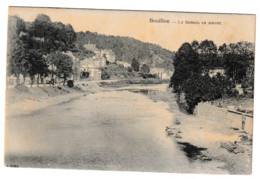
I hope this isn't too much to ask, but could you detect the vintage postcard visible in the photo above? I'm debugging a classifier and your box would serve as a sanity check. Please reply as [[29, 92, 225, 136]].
[[5, 7, 255, 174]]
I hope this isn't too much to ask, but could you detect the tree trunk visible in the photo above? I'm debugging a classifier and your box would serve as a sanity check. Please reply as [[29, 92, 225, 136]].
[[23, 75, 26, 86], [30, 76, 33, 88], [16, 74, 20, 86], [37, 74, 39, 87]]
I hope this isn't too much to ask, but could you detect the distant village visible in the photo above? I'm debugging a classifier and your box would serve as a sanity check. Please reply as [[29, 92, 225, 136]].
[[7, 42, 173, 86]]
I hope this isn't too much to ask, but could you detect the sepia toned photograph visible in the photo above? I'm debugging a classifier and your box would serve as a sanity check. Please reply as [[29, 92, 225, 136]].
[[4, 7, 255, 175]]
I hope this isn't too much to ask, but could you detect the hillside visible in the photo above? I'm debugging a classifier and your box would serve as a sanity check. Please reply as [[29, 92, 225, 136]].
[[75, 31, 175, 71]]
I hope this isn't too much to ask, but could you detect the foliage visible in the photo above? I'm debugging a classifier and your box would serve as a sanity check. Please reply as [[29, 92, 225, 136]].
[[101, 70, 110, 80], [67, 80, 74, 88], [7, 14, 76, 86], [169, 42, 200, 93], [140, 73, 158, 79], [27, 49, 49, 85], [131, 58, 140, 72], [170, 40, 254, 114], [7, 38, 28, 79], [51, 52, 73, 85], [140, 64, 150, 74], [99, 63, 138, 80], [28, 14, 76, 53], [183, 74, 233, 113], [219, 42, 254, 83], [75, 31, 174, 70]]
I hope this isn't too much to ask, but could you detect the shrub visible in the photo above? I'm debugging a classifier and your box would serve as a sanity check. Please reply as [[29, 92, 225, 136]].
[[67, 80, 74, 88], [101, 71, 110, 80]]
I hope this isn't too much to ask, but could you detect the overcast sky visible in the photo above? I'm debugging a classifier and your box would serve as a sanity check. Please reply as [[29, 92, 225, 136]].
[[9, 7, 255, 51]]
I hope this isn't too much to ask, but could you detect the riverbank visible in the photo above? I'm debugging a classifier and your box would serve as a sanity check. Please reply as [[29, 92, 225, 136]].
[[5, 79, 169, 117], [144, 87, 253, 174], [5, 82, 101, 117]]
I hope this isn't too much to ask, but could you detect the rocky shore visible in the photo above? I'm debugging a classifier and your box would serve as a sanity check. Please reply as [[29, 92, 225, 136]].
[[145, 87, 253, 174]]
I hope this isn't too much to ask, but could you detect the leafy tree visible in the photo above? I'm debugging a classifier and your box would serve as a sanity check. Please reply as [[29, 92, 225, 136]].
[[27, 49, 49, 86], [50, 52, 73, 85], [28, 14, 54, 53], [131, 58, 140, 72], [191, 40, 199, 52], [170, 42, 200, 93], [220, 42, 254, 83], [28, 14, 76, 53], [7, 16, 29, 85], [7, 14, 77, 87], [7, 38, 28, 85], [198, 40, 218, 72], [170, 40, 236, 113], [182, 74, 233, 113]]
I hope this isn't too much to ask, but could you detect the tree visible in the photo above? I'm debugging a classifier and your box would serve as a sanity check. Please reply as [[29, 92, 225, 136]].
[[28, 14, 76, 54], [198, 40, 218, 72], [191, 40, 199, 52], [7, 38, 28, 85], [170, 42, 200, 93], [7, 16, 29, 85], [170, 40, 234, 114], [220, 42, 254, 83], [27, 49, 49, 86], [51, 52, 73, 86], [141, 64, 150, 74], [182, 74, 232, 113], [131, 58, 139, 72]]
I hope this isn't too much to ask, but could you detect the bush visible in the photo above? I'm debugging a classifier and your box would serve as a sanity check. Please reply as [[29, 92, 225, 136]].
[[140, 73, 158, 79], [127, 67, 133, 72], [177, 74, 233, 113], [67, 80, 74, 88], [101, 71, 110, 80]]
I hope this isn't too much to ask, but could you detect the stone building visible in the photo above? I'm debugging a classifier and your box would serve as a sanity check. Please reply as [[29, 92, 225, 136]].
[[80, 43, 111, 80], [150, 67, 173, 79]]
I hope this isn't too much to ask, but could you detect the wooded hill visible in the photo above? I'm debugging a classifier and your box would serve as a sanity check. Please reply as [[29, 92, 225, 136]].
[[74, 31, 175, 70]]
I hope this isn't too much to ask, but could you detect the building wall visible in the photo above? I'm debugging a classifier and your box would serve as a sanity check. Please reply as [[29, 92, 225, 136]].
[[116, 61, 131, 68], [150, 68, 165, 79], [104, 49, 116, 63]]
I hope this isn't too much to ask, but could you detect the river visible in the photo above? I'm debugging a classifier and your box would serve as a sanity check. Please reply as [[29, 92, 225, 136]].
[[5, 84, 226, 174]]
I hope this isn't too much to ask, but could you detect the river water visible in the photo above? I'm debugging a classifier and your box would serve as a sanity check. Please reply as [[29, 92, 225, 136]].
[[5, 84, 226, 174]]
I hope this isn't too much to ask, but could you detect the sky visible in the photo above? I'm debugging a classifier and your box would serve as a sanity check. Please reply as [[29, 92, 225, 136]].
[[8, 7, 256, 51]]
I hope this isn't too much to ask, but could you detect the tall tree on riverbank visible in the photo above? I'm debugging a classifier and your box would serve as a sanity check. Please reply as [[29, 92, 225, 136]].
[[7, 16, 29, 85], [170, 40, 236, 114], [169, 42, 200, 93]]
